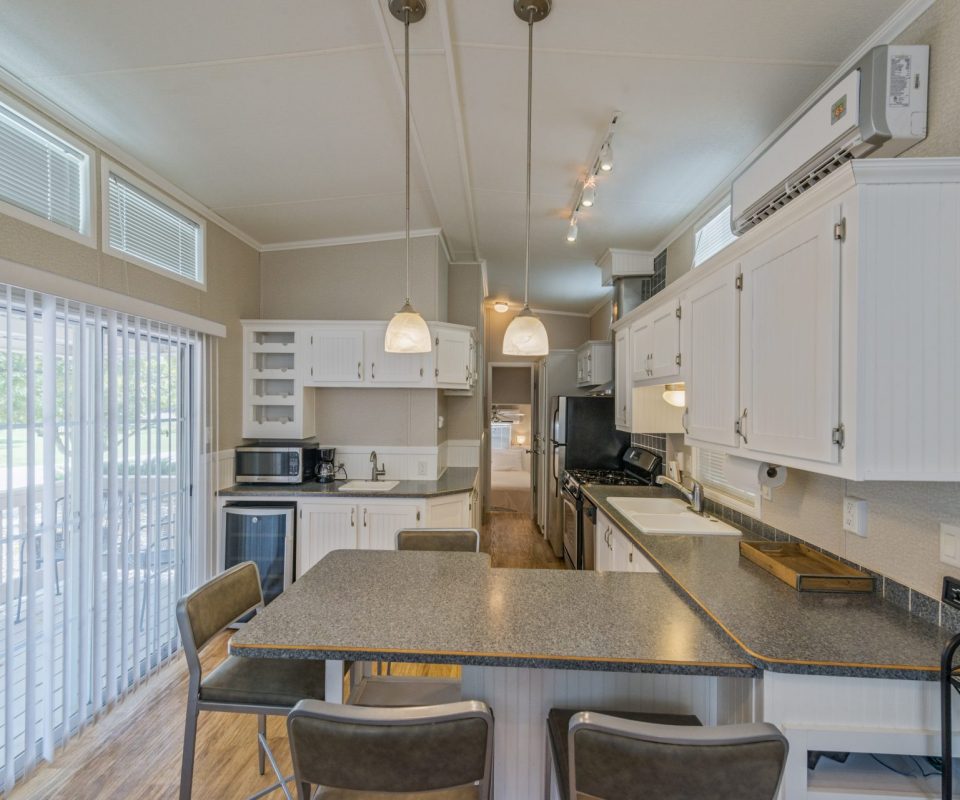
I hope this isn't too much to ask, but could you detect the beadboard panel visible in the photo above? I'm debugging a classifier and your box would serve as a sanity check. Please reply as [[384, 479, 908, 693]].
[[460, 665, 737, 799], [331, 445, 442, 481], [445, 439, 481, 468]]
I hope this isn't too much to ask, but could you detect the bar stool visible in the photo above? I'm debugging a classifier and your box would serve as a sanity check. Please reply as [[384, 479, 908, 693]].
[[395, 527, 481, 552], [177, 561, 331, 800], [287, 699, 494, 799], [547, 708, 788, 800]]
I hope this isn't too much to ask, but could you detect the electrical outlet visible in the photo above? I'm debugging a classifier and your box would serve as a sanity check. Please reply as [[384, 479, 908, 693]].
[[943, 575, 960, 610], [417, 460, 427, 477], [842, 497, 867, 537], [940, 523, 960, 568]]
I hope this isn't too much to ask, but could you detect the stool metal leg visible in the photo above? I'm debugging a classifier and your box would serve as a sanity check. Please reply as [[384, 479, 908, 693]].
[[179, 697, 199, 800], [257, 714, 266, 775], [251, 731, 294, 800]]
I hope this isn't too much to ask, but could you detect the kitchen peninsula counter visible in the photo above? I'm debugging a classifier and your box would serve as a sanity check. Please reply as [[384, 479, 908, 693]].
[[219, 467, 478, 499]]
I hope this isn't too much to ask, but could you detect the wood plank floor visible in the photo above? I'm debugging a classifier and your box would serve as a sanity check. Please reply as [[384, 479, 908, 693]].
[[10, 512, 562, 799]]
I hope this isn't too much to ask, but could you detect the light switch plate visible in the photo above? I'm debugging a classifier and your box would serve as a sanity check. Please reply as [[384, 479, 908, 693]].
[[843, 497, 867, 537], [941, 523, 960, 568]]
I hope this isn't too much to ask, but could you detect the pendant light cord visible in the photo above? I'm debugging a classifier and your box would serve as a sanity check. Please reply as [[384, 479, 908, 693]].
[[523, 10, 533, 309], [404, 9, 412, 305]]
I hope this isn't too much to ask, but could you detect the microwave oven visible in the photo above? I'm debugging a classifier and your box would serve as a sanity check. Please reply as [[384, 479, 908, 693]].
[[235, 442, 319, 484]]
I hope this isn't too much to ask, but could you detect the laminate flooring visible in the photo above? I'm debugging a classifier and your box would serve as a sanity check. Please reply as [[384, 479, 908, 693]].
[[10, 512, 562, 799]]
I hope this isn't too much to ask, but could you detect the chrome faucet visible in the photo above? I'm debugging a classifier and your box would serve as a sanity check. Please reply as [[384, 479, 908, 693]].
[[656, 474, 705, 515], [369, 450, 386, 482]]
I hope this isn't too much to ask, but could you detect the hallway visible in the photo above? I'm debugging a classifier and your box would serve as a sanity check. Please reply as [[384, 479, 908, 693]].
[[480, 512, 565, 570]]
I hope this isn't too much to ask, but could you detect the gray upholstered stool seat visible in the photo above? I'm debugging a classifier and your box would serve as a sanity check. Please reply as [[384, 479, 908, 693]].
[[315, 785, 480, 799], [200, 656, 327, 707], [546, 708, 701, 800], [395, 528, 480, 552]]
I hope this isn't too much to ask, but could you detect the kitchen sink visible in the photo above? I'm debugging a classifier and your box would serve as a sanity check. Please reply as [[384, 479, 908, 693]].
[[338, 480, 399, 492], [607, 496, 740, 536]]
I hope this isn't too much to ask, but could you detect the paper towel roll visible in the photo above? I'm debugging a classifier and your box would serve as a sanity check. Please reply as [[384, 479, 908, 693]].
[[758, 463, 787, 489]]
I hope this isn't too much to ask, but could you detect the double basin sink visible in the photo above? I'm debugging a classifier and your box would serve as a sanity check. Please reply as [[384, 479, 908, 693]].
[[607, 497, 740, 536]]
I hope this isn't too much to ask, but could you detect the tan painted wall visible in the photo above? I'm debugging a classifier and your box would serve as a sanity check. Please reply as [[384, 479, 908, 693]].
[[589, 300, 613, 341], [491, 366, 532, 405], [0, 107, 260, 450], [484, 308, 590, 364], [446, 262, 484, 441], [665, 0, 960, 600]]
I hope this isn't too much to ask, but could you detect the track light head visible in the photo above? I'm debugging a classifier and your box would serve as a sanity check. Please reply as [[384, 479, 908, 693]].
[[599, 141, 613, 172], [580, 181, 596, 208], [566, 218, 578, 242]]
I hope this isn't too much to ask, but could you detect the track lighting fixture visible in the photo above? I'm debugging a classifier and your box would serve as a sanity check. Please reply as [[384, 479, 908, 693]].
[[564, 112, 619, 243]]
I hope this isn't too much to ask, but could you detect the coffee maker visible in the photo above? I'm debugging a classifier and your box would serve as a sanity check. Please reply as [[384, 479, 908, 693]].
[[315, 447, 338, 483]]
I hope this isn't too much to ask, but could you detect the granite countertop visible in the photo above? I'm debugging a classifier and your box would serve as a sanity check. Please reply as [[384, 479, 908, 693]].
[[230, 550, 756, 677], [582, 484, 955, 680], [219, 467, 478, 499]]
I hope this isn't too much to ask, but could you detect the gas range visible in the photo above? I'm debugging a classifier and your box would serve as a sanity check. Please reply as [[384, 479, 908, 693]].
[[561, 469, 643, 497]]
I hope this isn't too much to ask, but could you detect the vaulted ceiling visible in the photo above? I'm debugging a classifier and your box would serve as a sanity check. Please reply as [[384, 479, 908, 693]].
[[0, 0, 904, 312]]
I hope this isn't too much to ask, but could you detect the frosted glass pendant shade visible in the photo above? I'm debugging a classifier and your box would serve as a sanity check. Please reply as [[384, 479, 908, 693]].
[[385, 302, 432, 353], [502, 306, 549, 356]]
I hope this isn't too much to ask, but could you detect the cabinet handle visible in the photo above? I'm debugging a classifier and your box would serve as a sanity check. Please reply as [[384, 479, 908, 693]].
[[682, 407, 689, 435], [736, 408, 749, 444], [357, 361, 362, 380], [371, 362, 375, 380], [363, 508, 368, 527], [351, 508, 355, 527], [416, 510, 421, 522], [420, 367, 424, 377], [629, 551, 634, 563], [465, 365, 470, 381]]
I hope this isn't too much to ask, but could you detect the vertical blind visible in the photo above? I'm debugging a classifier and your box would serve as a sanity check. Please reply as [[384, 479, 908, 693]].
[[0, 101, 87, 235], [692, 203, 737, 267], [107, 173, 203, 284], [0, 282, 218, 790]]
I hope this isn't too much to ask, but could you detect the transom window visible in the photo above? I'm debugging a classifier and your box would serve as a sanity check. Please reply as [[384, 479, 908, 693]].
[[693, 203, 737, 268]]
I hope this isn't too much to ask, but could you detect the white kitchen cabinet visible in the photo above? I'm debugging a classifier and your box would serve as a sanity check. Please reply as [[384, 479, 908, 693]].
[[738, 201, 841, 464], [359, 502, 423, 550], [682, 261, 741, 448], [614, 328, 632, 432], [242, 322, 316, 439], [629, 318, 651, 382], [365, 322, 427, 386], [297, 500, 358, 577], [648, 302, 682, 380], [307, 326, 366, 385], [426, 492, 470, 528], [434, 324, 472, 389], [575, 341, 613, 387], [595, 511, 658, 573]]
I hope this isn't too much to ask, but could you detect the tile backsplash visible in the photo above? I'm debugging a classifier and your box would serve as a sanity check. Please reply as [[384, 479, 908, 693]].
[[631, 433, 667, 464]]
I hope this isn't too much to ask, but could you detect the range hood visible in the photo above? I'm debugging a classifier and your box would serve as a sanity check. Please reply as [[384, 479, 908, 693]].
[[611, 276, 649, 323]]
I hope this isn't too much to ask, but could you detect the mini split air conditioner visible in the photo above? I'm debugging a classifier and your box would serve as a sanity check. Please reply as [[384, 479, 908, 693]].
[[731, 44, 929, 235]]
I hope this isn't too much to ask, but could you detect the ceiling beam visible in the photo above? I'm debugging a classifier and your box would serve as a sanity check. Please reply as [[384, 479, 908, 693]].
[[437, 0, 481, 262]]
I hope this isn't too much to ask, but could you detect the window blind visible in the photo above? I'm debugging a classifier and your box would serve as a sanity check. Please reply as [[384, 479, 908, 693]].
[[693, 203, 737, 267], [0, 283, 218, 789], [0, 102, 87, 235], [490, 422, 513, 450], [107, 173, 202, 284], [695, 448, 757, 506]]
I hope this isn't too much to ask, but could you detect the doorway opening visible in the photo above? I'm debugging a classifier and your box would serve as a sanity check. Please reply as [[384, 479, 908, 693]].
[[487, 364, 537, 516]]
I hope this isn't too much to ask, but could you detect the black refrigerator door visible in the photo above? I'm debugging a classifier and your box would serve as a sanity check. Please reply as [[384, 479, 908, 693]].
[[222, 506, 294, 604], [561, 396, 629, 470]]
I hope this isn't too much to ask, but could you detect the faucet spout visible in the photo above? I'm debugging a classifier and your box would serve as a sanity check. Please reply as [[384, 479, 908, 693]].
[[656, 474, 705, 515], [369, 450, 386, 482]]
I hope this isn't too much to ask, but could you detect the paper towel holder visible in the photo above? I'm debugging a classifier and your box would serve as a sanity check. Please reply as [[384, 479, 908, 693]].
[[759, 463, 787, 489]]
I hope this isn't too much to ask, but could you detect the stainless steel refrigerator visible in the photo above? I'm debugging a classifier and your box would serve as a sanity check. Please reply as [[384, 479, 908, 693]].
[[546, 396, 629, 556]]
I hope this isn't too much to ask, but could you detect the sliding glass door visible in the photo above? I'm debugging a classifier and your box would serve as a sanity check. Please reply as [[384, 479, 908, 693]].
[[0, 283, 209, 788]]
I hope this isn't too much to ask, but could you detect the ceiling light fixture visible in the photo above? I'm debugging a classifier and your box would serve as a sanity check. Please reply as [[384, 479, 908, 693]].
[[493, 301, 510, 313], [503, 0, 551, 358], [564, 112, 619, 243], [384, 0, 432, 354]]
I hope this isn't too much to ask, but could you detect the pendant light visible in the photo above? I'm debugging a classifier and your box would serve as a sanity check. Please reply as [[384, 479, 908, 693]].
[[385, 0, 432, 353], [502, 0, 551, 357]]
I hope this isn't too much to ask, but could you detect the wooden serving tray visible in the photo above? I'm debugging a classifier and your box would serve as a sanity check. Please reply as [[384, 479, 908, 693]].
[[739, 540, 875, 593]]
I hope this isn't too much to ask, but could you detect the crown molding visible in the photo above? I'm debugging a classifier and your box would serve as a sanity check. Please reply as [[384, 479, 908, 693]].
[[649, 0, 936, 259], [259, 228, 445, 252]]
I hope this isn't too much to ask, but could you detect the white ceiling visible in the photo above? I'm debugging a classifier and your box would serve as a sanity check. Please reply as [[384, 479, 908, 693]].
[[0, 0, 905, 312]]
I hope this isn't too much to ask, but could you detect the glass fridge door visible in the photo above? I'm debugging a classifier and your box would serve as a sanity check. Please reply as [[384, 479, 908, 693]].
[[222, 505, 294, 604]]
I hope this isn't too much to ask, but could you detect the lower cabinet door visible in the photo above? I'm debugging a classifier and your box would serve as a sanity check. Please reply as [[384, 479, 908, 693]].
[[297, 502, 358, 578], [426, 493, 470, 528], [360, 502, 422, 550]]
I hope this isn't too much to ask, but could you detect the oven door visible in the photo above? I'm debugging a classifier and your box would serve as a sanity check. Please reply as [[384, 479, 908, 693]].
[[581, 498, 597, 571], [561, 491, 580, 569]]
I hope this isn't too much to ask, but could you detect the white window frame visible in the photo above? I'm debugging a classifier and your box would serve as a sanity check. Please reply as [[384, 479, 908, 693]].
[[692, 199, 737, 269], [0, 89, 96, 248], [691, 446, 761, 518], [101, 158, 206, 289]]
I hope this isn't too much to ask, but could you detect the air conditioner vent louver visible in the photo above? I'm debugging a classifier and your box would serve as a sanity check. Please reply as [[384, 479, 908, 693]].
[[732, 45, 928, 236]]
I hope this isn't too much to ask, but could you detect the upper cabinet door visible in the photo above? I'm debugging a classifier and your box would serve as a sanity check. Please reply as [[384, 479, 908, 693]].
[[683, 261, 740, 447], [739, 204, 841, 463], [629, 319, 651, 382], [614, 329, 631, 431], [365, 323, 426, 385], [649, 303, 681, 380], [308, 327, 365, 384], [434, 326, 471, 388]]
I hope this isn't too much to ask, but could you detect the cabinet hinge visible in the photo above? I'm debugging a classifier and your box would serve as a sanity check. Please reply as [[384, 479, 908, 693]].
[[675, 304, 682, 320], [310, 335, 313, 345], [833, 218, 846, 241], [416, 510, 421, 522], [310, 366, 313, 376], [435, 336, 439, 346], [735, 274, 743, 291], [675, 353, 681, 367], [832, 423, 846, 449], [434, 368, 439, 378]]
